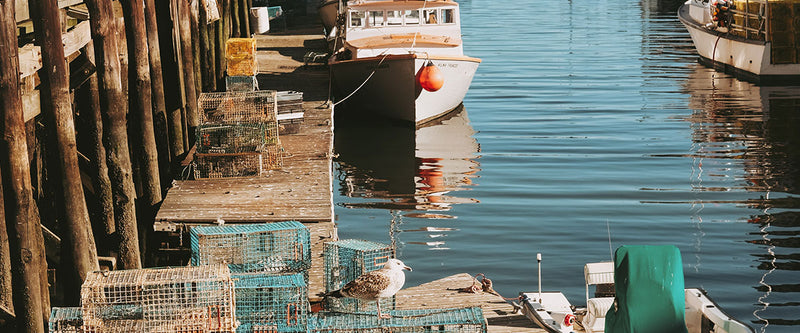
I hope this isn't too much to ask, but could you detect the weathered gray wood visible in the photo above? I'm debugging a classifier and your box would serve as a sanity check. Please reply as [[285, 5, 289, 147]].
[[198, 0, 214, 92], [78, 42, 115, 236], [0, 1, 46, 331], [14, 0, 83, 23], [214, 1, 226, 88], [230, 0, 239, 37], [18, 21, 91, 79], [84, 0, 142, 270], [240, 0, 250, 37], [121, 0, 162, 207], [30, 0, 100, 287], [155, 0, 186, 159]]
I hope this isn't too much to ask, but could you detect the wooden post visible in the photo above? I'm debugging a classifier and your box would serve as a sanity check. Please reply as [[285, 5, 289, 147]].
[[231, 0, 240, 37], [154, 0, 186, 160], [190, 0, 203, 95], [178, 0, 200, 142], [30, 0, 100, 285], [0, 175, 14, 325], [121, 0, 162, 207], [0, 2, 46, 332], [143, 0, 173, 183], [208, 17, 218, 92], [78, 42, 115, 237], [199, 0, 214, 92], [84, 0, 142, 270], [215, 0, 227, 88], [240, 0, 250, 37]]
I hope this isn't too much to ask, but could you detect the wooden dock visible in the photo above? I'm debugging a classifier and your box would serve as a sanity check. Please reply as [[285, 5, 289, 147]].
[[396, 274, 547, 333]]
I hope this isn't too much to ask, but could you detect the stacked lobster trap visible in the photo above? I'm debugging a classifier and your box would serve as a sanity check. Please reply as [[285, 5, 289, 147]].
[[195, 90, 283, 178], [190, 222, 312, 332], [49, 307, 83, 333], [323, 239, 395, 314], [79, 265, 237, 333]]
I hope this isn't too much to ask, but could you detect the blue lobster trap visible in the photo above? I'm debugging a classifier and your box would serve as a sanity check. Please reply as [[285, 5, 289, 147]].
[[323, 239, 395, 314], [309, 307, 487, 332], [191, 222, 311, 274], [233, 272, 309, 333], [49, 307, 82, 333]]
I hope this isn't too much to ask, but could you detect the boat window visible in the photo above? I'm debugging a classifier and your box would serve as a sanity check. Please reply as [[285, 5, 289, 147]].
[[349, 10, 364, 27], [386, 10, 403, 26], [442, 8, 455, 24], [423, 9, 438, 24], [404, 10, 420, 25], [368, 10, 385, 27]]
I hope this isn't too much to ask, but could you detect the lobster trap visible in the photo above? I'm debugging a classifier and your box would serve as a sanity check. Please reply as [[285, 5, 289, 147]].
[[276, 91, 304, 134], [194, 146, 283, 179], [233, 272, 309, 333], [309, 307, 487, 333], [198, 91, 278, 124], [49, 307, 82, 333], [190, 222, 311, 274], [323, 239, 395, 314], [80, 265, 237, 333], [196, 122, 279, 154]]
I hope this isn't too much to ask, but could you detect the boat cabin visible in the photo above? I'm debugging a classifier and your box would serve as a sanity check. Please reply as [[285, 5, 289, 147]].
[[341, 0, 464, 58]]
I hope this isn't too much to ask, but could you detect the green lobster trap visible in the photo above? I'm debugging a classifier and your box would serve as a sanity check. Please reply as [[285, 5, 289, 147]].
[[191, 222, 311, 274], [49, 307, 82, 333], [309, 307, 487, 332], [196, 122, 279, 154], [80, 265, 237, 333], [194, 146, 283, 179], [323, 239, 395, 314], [233, 272, 309, 333]]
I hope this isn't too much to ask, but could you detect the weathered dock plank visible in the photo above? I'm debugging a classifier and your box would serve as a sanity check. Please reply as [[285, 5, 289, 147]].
[[396, 274, 547, 333]]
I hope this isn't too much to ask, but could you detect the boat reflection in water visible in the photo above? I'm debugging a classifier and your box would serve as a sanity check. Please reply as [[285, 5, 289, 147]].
[[334, 106, 480, 250], [683, 64, 800, 330]]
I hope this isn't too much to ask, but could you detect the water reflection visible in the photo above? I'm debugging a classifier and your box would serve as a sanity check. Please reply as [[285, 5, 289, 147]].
[[683, 65, 800, 331], [334, 107, 481, 249]]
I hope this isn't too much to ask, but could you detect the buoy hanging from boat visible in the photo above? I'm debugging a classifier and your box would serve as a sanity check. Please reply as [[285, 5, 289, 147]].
[[564, 313, 576, 327], [417, 61, 444, 92]]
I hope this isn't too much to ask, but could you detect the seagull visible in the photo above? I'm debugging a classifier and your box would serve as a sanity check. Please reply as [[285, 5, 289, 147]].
[[323, 258, 412, 319]]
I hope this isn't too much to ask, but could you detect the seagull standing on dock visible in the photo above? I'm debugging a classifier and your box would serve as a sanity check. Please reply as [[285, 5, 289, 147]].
[[324, 258, 412, 319]]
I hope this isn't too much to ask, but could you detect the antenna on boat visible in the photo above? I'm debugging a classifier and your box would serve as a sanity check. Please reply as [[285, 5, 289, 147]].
[[537, 253, 542, 303], [606, 219, 613, 262]]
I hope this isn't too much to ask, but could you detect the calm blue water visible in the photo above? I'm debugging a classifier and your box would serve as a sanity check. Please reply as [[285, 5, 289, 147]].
[[333, 1, 800, 332]]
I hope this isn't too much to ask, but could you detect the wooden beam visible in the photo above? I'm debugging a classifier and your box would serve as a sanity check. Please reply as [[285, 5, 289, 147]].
[[18, 20, 92, 79], [15, 0, 84, 23]]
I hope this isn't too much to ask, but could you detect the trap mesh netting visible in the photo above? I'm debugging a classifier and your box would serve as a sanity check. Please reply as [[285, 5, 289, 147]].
[[323, 239, 395, 314], [193, 146, 283, 179], [191, 222, 311, 274], [198, 91, 278, 124], [80, 264, 236, 333], [49, 307, 82, 333], [309, 307, 487, 332], [233, 272, 309, 333]]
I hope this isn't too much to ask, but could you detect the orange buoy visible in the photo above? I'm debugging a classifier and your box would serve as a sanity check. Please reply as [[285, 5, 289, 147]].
[[564, 314, 576, 327], [416, 61, 444, 92]]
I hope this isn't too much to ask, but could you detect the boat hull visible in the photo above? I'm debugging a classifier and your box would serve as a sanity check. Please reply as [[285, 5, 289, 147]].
[[677, 3, 800, 84], [318, 0, 338, 33], [330, 54, 480, 125]]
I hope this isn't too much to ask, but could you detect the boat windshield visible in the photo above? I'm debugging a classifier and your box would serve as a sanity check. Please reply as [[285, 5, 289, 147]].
[[348, 7, 456, 28]]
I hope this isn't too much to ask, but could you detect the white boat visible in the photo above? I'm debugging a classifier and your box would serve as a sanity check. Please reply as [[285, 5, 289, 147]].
[[677, 0, 800, 84], [520, 247, 754, 333], [329, 0, 481, 126]]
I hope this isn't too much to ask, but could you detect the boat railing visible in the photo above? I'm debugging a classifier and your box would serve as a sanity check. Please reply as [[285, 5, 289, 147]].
[[728, 0, 768, 41]]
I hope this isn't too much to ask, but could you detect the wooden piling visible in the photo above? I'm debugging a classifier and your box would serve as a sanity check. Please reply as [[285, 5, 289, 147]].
[[178, 0, 200, 138], [231, 0, 240, 37], [190, 0, 203, 95], [121, 0, 162, 208], [215, 1, 227, 88], [0, 176, 14, 323], [143, 0, 174, 182], [84, 0, 142, 270], [199, 1, 215, 92], [240, 0, 250, 37], [155, 0, 187, 159], [0, 2, 46, 332], [78, 42, 116, 237], [30, 0, 100, 285]]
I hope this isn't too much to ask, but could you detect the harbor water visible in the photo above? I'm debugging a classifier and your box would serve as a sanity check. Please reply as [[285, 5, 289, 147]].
[[332, 1, 800, 332]]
